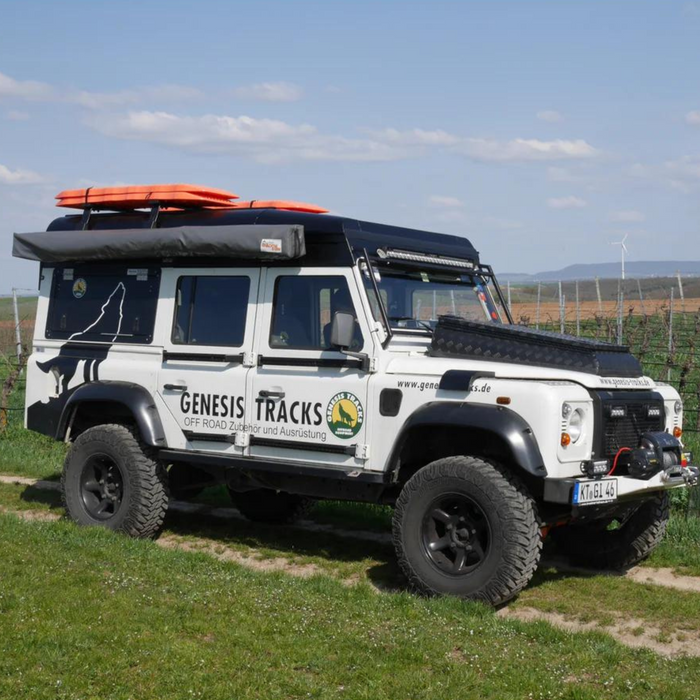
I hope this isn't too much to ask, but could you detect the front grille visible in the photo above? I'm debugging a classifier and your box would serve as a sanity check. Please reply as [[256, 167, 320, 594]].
[[601, 400, 664, 458]]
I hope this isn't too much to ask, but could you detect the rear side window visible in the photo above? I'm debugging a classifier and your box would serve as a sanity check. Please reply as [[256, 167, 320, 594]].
[[46, 265, 160, 344], [173, 276, 251, 347]]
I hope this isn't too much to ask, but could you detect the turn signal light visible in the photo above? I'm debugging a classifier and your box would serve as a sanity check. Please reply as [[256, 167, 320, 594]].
[[496, 396, 511, 405], [673, 427, 683, 439], [561, 433, 571, 447]]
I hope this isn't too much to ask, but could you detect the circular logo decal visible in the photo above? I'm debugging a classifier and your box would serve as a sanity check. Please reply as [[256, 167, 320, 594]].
[[72, 278, 87, 298], [326, 392, 364, 439]]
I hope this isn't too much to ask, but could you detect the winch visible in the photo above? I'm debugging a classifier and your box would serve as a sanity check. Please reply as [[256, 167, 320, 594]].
[[618, 431, 686, 480]]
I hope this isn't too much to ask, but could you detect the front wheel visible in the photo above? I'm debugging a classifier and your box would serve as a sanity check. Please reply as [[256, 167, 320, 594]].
[[393, 456, 542, 606], [552, 492, 670, 570]]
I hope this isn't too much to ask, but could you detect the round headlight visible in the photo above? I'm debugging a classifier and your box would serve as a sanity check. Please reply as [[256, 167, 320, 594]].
[[568, 409, 584, 443], [675, 400, 682, 415]]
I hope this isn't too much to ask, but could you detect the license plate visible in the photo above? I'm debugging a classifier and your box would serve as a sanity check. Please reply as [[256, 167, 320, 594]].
[[572, 479, 618, 506]]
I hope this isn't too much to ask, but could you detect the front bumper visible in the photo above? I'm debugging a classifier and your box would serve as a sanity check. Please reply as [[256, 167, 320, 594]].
[[544, 464, 699, 505]]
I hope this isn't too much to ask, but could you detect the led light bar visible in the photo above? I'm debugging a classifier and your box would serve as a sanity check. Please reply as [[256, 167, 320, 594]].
[[379, 248, 475, 269], [608, 406, 627, 418]]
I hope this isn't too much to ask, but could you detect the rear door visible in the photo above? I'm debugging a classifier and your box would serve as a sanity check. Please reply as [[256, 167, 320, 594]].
[[157, 268, 259, 452], [246, 268, 375, 468]]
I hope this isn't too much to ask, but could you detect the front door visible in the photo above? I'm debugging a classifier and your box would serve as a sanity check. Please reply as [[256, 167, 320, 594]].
[[247, 268, 375, 468], [157, 268, 260, 452]]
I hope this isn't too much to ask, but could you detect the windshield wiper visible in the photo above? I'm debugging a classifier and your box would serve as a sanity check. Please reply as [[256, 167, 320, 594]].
[[388, 316, 434, 332]]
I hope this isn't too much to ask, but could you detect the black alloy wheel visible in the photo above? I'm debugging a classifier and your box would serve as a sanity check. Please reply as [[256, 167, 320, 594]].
[[80, 454, 125, 520], [422, 493, 491, 576]]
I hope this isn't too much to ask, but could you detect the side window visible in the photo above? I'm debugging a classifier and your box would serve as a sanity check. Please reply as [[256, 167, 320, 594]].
[[46, 265, 160, 344], [173, 276, 251, 347], [270, 276, 363, 350]]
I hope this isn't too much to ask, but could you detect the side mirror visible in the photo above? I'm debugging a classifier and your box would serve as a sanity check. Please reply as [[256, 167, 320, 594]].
[[330, 311, 355, 349]]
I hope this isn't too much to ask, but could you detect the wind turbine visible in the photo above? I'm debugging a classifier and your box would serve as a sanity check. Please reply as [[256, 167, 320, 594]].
[[610, 233, 629, 280]]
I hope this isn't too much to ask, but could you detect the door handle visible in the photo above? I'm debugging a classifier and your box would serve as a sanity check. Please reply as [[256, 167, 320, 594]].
[[163, 383, 188, 392], [259, 389, 285, 399]]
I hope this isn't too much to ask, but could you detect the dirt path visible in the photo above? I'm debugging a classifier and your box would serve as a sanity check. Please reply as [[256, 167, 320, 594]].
[[498, 607, 700, 658]]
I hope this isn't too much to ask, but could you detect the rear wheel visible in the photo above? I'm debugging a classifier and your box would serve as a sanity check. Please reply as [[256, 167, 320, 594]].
[[229, 488, 314, 524], [62, 424, 169, 538], [393, 456, 541, 606], [552, 492, 670, 570]]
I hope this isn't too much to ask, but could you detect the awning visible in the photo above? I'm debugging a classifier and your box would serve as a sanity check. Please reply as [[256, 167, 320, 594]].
[[12, 224, 306, 263]]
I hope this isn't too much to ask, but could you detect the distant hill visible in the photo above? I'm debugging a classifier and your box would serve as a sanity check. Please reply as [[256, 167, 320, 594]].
[[500, 261, 700, 282]]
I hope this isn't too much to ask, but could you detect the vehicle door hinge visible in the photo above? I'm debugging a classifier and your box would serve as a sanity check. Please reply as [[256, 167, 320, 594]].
[[368, 357, 378, 373], [355, 444, 370, 461], [235, 432, 250, 448], [242, 351, 257, 367]]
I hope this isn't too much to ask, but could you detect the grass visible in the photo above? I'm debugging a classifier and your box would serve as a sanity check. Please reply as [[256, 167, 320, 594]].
[[3, 306, 700, 697], [2, 478, 700, 648], [2, 510, 700, 700]]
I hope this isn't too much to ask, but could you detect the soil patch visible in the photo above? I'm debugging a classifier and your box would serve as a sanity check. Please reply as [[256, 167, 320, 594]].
[[498, 606, 700, 658]]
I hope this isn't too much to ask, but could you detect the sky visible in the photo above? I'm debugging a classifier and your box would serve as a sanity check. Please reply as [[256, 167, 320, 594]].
[[2, 0, 700, 293]]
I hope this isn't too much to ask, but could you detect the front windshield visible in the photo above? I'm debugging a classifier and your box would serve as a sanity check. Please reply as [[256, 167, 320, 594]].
[[362, 265, 501, 331]]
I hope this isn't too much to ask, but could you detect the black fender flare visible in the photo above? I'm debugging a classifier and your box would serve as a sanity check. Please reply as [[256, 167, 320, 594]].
[[387, 401, 547, 478], [57, 381, 167, 447]]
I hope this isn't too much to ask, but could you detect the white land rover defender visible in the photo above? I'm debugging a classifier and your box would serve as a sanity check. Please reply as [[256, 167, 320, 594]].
[[13, 185, 699, 606]]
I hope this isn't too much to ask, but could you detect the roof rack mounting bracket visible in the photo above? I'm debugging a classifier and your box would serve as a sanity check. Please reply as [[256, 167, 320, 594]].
[[148, 204, 161, 229], [80, 207, 92, 231]]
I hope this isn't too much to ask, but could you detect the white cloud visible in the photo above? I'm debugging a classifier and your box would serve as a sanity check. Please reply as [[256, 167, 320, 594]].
[[83, 106, 601, 165], [434, 209, 468, 225], [70, 84, 203, 110], [664, 155, 700, 192], [85, 110, 410, 163], [685, 111, 700, 126], [456, 138, 597, 162], [537, 110, 563, 123], [429, 195, 464, 208], [0, 71, 201, 110], [547, 195, 587, 209], [233, 82, 302, 102], [609, 209, 645, 223], [368, 127, 461, 146], [0, 72, 54, 100], [5, 110, 29, 121], [0, 163, 45, 184]]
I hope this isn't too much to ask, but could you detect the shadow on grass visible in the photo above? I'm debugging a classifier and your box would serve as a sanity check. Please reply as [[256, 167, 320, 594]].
[[162, 505, 405, 589], [19, 485, 63, 510], [15, 483, 616, 596]]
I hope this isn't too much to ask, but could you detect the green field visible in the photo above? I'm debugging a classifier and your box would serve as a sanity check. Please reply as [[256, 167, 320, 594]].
[[2, 300, 700, 698]]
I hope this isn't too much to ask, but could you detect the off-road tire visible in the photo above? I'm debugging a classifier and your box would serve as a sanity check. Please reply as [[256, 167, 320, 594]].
[[393, 456, 542, 606], [229, 488, 314, 524], [552, 492, 670, 570], [62, 424, 169, 538]]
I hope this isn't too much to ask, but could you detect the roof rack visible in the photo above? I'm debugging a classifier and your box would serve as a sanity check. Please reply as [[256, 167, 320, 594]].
[[55, 184, 328, 229]]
